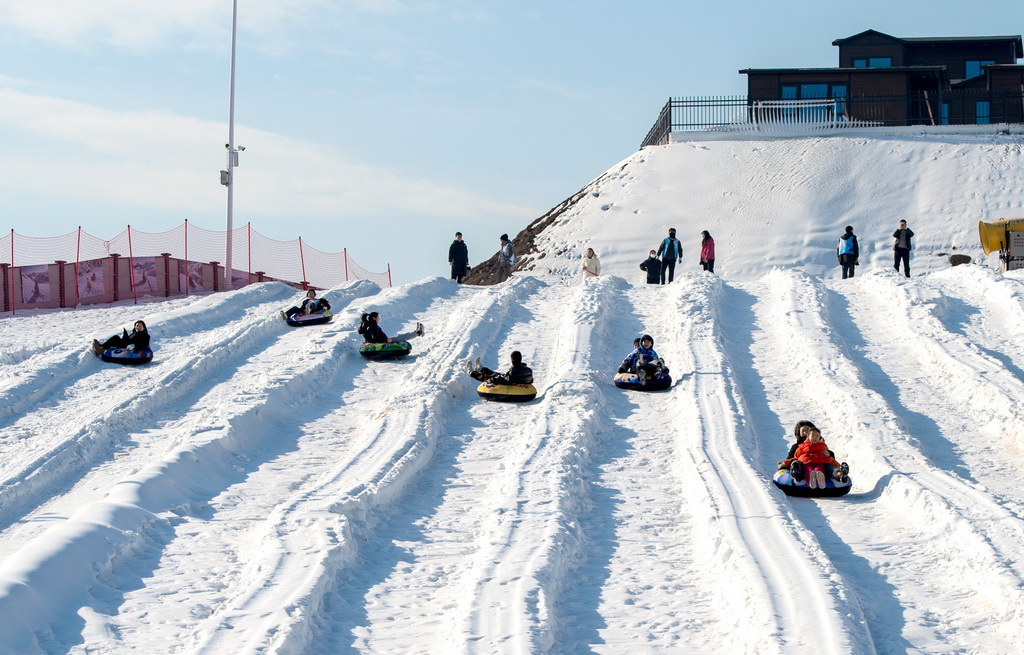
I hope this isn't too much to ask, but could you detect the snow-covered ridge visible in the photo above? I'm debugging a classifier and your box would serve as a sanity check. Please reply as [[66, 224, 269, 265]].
[[525, 128, 1024, 283]]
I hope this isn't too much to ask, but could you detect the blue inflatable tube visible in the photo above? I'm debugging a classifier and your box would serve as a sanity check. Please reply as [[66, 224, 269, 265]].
[[772, 469, 852, 497]]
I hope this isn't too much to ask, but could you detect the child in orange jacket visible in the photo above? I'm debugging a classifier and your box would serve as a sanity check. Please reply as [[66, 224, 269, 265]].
[[781, 428, 846, 489]]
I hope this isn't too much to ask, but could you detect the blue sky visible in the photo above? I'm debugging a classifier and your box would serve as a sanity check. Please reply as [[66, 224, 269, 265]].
[[0, 1, 1021, 283]]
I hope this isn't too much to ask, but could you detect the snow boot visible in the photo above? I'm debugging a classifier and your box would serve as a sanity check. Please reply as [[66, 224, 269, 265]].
[[789, 460, 805, 482], [279, 310, 287, 321], [465, 359, 474, 376], [415, 322, 425, 337], [836, 462, 850, 482], [91, 339, 104, 356]]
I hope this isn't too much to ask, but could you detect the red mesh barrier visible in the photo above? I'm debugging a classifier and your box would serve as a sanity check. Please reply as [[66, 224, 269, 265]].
[[1, 223, 390, 313]]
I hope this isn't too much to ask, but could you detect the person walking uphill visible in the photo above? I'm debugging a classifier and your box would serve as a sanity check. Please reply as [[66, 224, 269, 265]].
[[656, 228, 683, 284], [837, 225, 859, 279], [449, 232, 469, 283], [699, 230, 715, 273], [893, 220, 914, 278], [582, 248, 601, 278], [496, 234, 515, 283]]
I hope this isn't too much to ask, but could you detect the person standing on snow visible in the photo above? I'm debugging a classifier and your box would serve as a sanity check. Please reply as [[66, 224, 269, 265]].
[[496, 234, 515, 283], [699, 230, 716, 273], [656, 228, 683, 284], [837, 225, 859, 279], [582, 247, 601, 278], [449, 232, 469, 283], [892, 219, 914, 278], [640, 250, 661, 284]]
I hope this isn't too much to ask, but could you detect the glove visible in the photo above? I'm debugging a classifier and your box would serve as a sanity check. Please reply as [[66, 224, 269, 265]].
[[617, 366, 626, 373], [777, 461, 787, 470]]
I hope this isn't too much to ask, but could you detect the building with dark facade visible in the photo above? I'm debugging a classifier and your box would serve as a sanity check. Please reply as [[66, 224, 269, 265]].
[[740, 29, 1024, 126]]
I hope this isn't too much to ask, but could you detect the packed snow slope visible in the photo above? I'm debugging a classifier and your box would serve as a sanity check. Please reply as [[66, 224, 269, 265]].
[[2, 129, 1024, 654], [523, 126, 1024, 280]]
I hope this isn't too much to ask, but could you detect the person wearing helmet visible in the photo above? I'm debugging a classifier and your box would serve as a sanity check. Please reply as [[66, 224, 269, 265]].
[[617, 334, 669, 382]]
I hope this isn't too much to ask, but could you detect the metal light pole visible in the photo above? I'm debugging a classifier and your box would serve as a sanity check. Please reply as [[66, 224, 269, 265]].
[[220, 0, 240, 289]]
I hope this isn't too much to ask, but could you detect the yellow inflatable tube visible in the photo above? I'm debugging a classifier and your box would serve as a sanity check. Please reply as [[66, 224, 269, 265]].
[[979, 218, 1024, 256]]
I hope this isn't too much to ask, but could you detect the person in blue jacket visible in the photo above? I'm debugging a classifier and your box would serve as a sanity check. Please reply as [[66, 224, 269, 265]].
[[837, 225, 859, 279], [656, 228, 683, 284], [618, 334, 668, 381]]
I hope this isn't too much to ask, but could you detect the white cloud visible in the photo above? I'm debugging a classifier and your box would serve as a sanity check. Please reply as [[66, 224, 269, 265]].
[[0, 88, 536, 224], [0, 0, 434, 53]]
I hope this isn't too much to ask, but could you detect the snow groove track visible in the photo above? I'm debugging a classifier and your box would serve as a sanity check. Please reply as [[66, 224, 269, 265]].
[[753, 269, 1024, 652], [306, 276, 553, 653], [0, 280, 385, 652], [0, 283, 302, 535], [670, 275, 871, 654], [554, 281, 729, 651]]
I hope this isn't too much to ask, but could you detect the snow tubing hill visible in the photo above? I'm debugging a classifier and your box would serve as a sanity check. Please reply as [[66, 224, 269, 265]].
[[476, 381, 537, 402], [359, 341, 413, 360], [285, 310, 332, 327], [772, 469, 852, 498], [100, 347, 154, 365], [613, 371, 672, 391]]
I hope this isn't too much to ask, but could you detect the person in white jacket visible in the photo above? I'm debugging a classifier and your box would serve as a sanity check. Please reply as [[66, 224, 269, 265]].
[[582, 247, 601, 278]]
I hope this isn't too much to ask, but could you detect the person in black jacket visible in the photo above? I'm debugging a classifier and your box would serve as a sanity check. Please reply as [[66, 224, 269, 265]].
[[448, 232, 469, 283], [358, 312, 424, 344], [281, 289, 330, 320], [93, 320, 150, 355], [837, 225, 859, 279], [466, 350, 533, 385], [892, 220, 914, 278], [640, 250, 662, 285]]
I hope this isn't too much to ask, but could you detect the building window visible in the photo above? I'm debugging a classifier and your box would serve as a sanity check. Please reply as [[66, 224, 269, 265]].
[[965, 60, 995, 79], [977, 101, 991, 124], [779, 84, 848, 119], [853, 57, 892, 68]]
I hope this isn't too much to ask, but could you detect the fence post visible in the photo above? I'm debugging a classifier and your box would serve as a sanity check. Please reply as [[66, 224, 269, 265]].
[[127, 225, 137, 304], [184, 219, 189, 296], [1, 262, 9, 313], [298, 237, 307, 290], [8, 229, 14, 314], [111, 253, 120, 302], [74, 227, 81, 308], [211, 262, 220, 292], [387, 264, 392, 288], [161, 253, 172, 297], [55, 260, 66, 308], [247, 222, 252, 286], [343, 248, 349, 282]]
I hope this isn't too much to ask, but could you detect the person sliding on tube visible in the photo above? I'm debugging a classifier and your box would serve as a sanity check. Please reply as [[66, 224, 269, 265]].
[[357, 312, 424, 344], [618, 334, 668, 383], [281, 289, 330, 320], [92, 320, 150, 356], [466, 350, 533, 385]]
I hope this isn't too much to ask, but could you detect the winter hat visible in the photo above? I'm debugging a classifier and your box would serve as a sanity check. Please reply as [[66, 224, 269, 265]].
[[500, 233, 509, 241], [845, 226, 854, 234], [640, 334, 654, 347]]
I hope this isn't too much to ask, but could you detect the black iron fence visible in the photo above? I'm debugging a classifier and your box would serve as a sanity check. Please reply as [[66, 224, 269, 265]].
[[641, 90, 1024, 147]]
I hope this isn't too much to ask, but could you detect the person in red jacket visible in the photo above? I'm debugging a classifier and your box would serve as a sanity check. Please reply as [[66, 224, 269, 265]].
[[699, 230, 715, 273], [781, 428, 848, 489]]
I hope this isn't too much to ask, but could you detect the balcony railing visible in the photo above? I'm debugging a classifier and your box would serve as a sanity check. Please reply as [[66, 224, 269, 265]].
[[641, 90, 1024, 147]]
